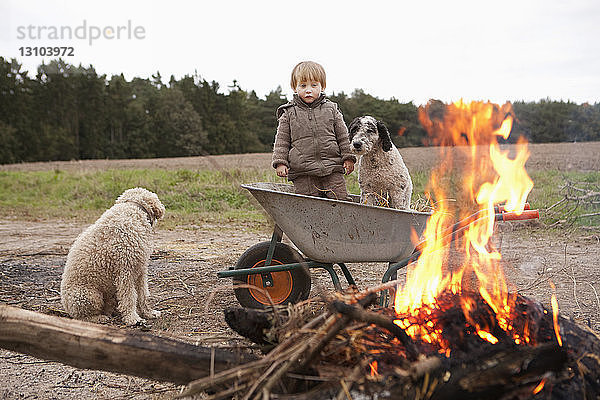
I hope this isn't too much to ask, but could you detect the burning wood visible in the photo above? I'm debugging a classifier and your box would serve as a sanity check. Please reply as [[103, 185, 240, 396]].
[[217, 288, 599, 399]]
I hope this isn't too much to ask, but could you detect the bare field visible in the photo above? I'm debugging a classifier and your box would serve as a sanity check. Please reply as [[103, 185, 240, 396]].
[[0, 142, 599, 399], [2, 141, 599, 173]]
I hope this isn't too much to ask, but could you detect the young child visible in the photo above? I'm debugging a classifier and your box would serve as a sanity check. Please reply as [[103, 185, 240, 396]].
[[272, 61, 356, 200]]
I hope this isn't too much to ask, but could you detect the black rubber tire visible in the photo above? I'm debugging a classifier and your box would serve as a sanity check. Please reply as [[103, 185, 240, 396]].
[[233, 241, 311, 309]]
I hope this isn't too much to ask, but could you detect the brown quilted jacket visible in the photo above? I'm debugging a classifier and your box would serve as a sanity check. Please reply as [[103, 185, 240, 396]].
[[272, 94, 356, 180]]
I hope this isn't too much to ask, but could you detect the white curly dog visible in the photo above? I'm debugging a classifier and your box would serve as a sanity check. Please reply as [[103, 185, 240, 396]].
[[348, 116, 413, 210], [61, 187, 165, 325]]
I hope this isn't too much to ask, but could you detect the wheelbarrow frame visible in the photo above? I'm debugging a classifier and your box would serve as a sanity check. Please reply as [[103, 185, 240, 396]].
[[217, 183, 539, 307]]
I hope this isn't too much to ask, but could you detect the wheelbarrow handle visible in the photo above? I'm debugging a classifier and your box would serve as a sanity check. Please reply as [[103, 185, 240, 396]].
[[384, 208, 540, 283], [380, 207, 540, 305], [415, 205, 537, 253], [495, 209, 539, 221], [426, 208, 540, 250]]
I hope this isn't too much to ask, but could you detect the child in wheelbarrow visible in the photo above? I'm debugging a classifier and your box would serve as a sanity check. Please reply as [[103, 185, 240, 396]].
[[272, 61, 356, 200]]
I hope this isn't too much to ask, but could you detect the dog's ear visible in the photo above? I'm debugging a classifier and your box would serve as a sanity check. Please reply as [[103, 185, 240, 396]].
[[149, 197, 166, 220], [348, 117, 361, 141], [376, 120, 392, 152]]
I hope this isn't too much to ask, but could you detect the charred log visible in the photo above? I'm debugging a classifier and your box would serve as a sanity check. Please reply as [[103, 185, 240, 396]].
[[550, 315, 600, 399], [413, 343, 566, 400], [224, 305, 290, 345]]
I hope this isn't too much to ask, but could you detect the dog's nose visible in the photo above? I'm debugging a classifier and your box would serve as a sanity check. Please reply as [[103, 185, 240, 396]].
[[353, 142, 361, 150]]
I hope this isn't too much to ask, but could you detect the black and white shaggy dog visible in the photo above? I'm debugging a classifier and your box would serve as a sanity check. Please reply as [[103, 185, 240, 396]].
[[348, 116, 413, 210]]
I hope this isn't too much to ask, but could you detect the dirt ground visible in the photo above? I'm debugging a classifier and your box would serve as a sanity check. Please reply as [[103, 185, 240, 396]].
[[1, 142, 599, 399]]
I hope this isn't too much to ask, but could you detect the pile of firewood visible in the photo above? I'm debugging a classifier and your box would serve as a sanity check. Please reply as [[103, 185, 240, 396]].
[[185, 285, 600, 400]]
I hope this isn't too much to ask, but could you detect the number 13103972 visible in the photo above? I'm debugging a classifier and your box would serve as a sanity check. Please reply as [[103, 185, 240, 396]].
[[19, 47, 74, 56]]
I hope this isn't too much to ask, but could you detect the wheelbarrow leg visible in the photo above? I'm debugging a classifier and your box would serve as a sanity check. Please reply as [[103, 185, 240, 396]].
[[265, 225, 283, 266], [262, 225, 284, 288], [319, 263, 343, 291], [382, 257, 414, 284], [388, 262, 398, 281], [337, 263, 356, 286], [386, 262, 398, 307], [380, 258, 414, 307]]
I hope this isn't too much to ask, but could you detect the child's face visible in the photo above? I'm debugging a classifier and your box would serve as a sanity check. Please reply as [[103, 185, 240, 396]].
[[294, 80, 323, 104]]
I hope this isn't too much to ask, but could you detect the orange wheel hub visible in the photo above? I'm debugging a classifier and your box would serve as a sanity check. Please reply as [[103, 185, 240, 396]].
[[247, 259, 293, 305]]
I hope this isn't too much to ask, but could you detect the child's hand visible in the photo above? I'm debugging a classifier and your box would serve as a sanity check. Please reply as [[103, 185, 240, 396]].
[[276, 164, 288, 177], [343, 160, 355, 175]]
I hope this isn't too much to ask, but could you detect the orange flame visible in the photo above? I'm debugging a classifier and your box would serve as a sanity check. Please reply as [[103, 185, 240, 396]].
[[533, 377, 547, 394], [549, 281, 563, 346], [369, 361, 379, 377], [394, 100, 534, 351]]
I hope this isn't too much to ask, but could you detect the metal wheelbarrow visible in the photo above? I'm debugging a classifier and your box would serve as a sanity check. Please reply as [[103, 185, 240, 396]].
[[217, 182, 539, 308]]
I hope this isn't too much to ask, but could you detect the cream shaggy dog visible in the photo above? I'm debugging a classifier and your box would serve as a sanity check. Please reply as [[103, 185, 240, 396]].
[[348, 116, 413, 210], [61, 187, 165, 325]]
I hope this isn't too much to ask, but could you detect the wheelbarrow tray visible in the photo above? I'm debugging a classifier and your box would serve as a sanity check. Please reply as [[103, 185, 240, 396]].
[[243, 183, 431, 263]]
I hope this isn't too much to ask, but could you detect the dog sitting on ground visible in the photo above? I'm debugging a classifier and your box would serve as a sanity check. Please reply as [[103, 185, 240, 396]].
[[348, 116, 413, 210], [61, 187, 165, 325]]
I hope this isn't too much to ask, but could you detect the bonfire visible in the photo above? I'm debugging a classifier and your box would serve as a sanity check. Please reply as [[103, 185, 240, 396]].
[[207, 100, 600, 400]]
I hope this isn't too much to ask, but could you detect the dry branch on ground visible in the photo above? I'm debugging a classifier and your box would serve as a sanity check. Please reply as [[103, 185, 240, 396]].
[[546, 181, 600, 229]]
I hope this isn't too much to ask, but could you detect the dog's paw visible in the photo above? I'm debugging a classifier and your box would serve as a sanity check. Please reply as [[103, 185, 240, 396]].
[[135, 320, 152, 331], [122, 313, 143, 326]]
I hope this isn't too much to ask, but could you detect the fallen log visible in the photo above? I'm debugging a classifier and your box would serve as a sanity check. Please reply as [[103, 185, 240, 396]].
[[0, 304, 255, 385]]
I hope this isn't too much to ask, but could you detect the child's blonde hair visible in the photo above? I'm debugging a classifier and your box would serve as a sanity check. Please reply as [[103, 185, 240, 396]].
[[290, 61, 326, 90]]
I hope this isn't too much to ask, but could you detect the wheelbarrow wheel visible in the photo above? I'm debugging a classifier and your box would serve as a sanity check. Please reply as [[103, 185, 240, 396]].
[[233, 241, 311, 309]]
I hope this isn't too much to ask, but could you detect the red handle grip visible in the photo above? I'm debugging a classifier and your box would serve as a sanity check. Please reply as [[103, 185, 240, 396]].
[[495, 202, 531, 213], [500, 209, 539, 221]]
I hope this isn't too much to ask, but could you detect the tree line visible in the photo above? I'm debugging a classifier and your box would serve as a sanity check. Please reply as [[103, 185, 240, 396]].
[[1, 57, 599, 164]]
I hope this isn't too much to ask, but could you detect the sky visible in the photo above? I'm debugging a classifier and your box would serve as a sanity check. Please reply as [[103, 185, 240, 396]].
[[1, 0, 599, 106]]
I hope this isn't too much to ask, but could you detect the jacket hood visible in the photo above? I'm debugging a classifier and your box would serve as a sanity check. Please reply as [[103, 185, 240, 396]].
[[276, 93, 327, 119]]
